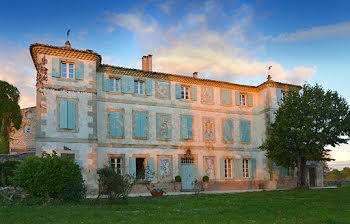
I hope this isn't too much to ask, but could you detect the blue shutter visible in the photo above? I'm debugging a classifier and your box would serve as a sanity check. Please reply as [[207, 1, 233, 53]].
[[140, 113, 147, 138], [127, 76, 135, 93], [248, 93, 253, 107], [251, 158, 256, 179], [223, 120, 233, 143], [191, 86, 197, 100], [293, 167, 298, 177], [221, 89, 231, 105], [147, 157, 154, 181], [235, 91, 240, 106], [220, 158, 225, 179], [134, 113, 139, 137], [75, 61, 84, 80], [52, 57, 60, 77], [59, 100, 68, 129], [109, 111, 123, 137], [276, 88, 282, 103], [280, 166, 286, 178], [102, 74, 109, 92], [129, 157, 136, 181], [121, 76, 128, 93], [181, 116, 188, 139], [67, 100, 76, 130], [241, 121, 251, 143], [187, 116, 193, 139], [234, 159, 241, 179], [145, 79, 153, 96], [176, 83, 182, 99]]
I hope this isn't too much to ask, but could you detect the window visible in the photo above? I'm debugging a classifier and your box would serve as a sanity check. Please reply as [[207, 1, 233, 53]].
[[133, 112, 147, 139], [25, 111, 31, 118], [181, 86, 190, 99], [110, 157, 123, 174], [181, 116, 193, 140], [243, 159, 249, 178], [204, 157, 215, 179], [225, 159, 233, 178], [285, 167, 294, 177], [109, 78, 120, 92], [59, 100, 76, 130], [281, 91, 287, 100], [23, 126, 30, 133], [61, 153, 75, 160], [240, 94, 247, 106], [61, 62, 74, 79], [134, 80, 144, 94]]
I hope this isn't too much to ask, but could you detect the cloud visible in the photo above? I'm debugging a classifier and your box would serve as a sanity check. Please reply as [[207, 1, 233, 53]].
[[273, 22, 350, 42], [106, 1, 316, 85], [0, 41, 36, 108]]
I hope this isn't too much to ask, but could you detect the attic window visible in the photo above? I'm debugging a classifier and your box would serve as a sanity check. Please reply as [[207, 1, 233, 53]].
[[61, 62, 75, 79]]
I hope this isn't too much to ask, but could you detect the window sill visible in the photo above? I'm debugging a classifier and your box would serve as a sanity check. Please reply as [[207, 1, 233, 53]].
[[57, 128, 78, 133], [107, 135, 124, 139], [106, 91, 122, 95], [55, 77, 80, 82], [133, 137, 148, 140]]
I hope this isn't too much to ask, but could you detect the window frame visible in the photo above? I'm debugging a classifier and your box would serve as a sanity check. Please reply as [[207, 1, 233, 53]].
[[61, 61, 75, 79], [242, 159, 249, 178], [285, 167, 294, 177], [181, 85, 190, 100], [281, 91, 287, 101], [109, 78, 121, 93], [134, 80, 145, 95], [224, 158, 233, 179], [240, 93, 247, 106]]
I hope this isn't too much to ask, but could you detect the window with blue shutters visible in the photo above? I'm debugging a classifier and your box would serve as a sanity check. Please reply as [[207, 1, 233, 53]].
[[59, 99, 76, 130], [133, 112, 148, 139], [109, 111, 123, 138], [61, 62, 75, 79], [240, 121, 251, 143], [51, 58, 84, 80], [181, 116, 193, 140]]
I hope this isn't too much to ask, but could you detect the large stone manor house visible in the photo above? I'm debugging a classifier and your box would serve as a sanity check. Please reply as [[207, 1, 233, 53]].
[[25, 41, 323, 194]]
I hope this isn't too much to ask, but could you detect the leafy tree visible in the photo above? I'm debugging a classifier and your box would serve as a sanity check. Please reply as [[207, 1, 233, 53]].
[[327, 169, 347, 180], [260, 83, 350, 188], [0, 81, 22, 154]]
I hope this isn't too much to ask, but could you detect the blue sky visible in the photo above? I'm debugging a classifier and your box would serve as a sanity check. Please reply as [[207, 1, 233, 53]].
[[0, 0, 349, 169]]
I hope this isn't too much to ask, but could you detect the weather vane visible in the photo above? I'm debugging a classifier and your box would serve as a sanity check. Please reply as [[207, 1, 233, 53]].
[[267, 66, 272, 81], [66, 29, 71, 40]]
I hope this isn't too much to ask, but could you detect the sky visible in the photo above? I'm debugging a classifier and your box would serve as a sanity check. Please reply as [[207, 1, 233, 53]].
[[0, 0, 349, 169]]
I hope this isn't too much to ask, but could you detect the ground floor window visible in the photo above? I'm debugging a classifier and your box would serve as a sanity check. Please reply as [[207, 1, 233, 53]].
[[136, 158, 146, 179], [61, 153, 75, 160], [243, 159, 249, 178], [285, 167, 294, 177], [110, 157, 123, 175], [225, 159, 233, 178]]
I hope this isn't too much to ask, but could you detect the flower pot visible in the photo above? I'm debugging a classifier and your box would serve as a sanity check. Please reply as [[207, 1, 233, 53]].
[[258, 184, 265, 190], [151, 191, 164, 197]]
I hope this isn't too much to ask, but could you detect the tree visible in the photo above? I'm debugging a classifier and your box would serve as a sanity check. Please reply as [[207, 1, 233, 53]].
[[260, 83, 350, 188], [0, 81, 22, 154]]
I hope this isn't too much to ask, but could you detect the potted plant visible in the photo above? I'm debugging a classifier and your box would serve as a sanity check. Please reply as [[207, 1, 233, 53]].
[[151, 188, 166, 197], [202, 176, 209, 191], [258, 183, 264, 190], [175, 176, 181, 182]]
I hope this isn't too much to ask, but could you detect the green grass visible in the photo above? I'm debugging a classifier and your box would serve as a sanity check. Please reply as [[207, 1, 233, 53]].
[[1, 186, 350, 224]]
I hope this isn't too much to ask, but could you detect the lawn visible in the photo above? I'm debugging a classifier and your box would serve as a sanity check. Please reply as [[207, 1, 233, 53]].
[[1, 186, 350, 224]]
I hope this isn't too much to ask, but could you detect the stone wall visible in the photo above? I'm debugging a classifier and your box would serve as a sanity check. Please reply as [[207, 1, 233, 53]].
[[0, 152, 35, 163]]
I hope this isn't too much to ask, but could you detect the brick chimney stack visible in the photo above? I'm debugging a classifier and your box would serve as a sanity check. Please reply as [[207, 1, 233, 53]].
[[193, 72, 198, 78], [142, 54, 152, 71]]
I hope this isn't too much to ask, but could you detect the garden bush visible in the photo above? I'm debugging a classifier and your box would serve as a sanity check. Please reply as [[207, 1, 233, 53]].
[[97, 167, 132, 202], [0, 161, 21, 187], [12, 151, 85, 202]]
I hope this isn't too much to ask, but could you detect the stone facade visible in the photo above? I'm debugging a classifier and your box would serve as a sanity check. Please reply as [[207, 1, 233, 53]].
[[29, 42, 323, 194], [9, 107, 36, 154]]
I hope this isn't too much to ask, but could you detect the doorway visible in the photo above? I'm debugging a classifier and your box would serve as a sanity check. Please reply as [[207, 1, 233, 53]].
[[136, 158, 145, 180], [309, 167, 316, 187], [181, 158, 195, 190]]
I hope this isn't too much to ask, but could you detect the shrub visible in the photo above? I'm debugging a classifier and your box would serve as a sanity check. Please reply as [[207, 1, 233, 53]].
[[0, 161, 21, 187], [97, 167, 132, 202], [12, 151, 85, 202], [175, 175, 181, 182], [202, 176, 209, 182]]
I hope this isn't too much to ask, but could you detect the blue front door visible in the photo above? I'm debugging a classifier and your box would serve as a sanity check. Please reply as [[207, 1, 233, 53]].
[[181, 158, 195, 190]]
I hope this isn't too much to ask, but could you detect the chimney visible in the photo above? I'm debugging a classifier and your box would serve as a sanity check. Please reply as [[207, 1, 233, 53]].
[[142, 55, 152, 71], [65, 40, 71, 49], [193, 72, 198, 78]]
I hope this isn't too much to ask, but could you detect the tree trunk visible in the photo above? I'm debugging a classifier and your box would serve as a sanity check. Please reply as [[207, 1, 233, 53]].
[[297, 156, 308, 188]]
